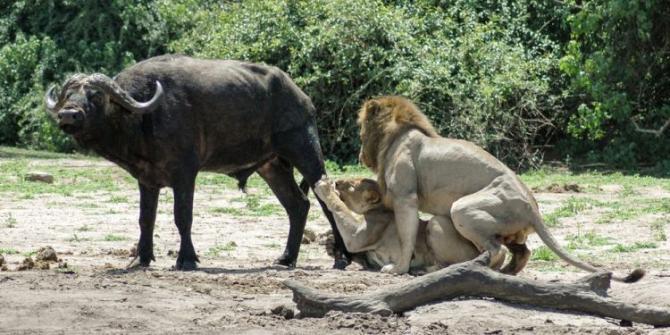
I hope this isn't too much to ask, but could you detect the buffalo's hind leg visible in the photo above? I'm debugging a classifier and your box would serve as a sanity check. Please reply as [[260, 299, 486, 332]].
[[257, 158, 310, 268], [272, 120, 352, 269], [129, 182, 159, 268]]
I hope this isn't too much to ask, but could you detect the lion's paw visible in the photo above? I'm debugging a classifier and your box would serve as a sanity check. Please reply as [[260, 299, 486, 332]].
[[314, 178, 336, 199], [381, 262, 410, 275]]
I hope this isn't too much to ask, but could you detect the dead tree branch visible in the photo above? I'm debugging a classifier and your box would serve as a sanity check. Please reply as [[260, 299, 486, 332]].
[[284, 253, 670, 326], [632, 118, 670, 137]]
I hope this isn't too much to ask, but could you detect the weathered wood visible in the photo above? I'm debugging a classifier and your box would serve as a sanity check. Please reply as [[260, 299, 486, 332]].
[[284, 253, 670, 326]]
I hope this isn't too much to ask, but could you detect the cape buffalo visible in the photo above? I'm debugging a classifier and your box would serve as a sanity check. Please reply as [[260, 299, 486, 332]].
[[45, 54, 350, 270]]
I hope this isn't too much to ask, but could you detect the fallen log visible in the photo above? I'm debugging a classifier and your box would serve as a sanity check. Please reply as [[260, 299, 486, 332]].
[[284, 252, 670, 326]]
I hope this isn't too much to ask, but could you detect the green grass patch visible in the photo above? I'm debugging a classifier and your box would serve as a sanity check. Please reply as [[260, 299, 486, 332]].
[[0, 247, 19, 255], [530, 246, 558, 261], [206, 241, 237, 257], [211, 195, 283, 217], [0, 146, 88, 160], [611, 242, 657, 253], [521, 168, 670, 192], [103, 234, 126, 241], [244, 194, 283, 216], [566, 231, 610, 250], [542, 197, 599, 227], [619, 184, 637, 197], [0, 160, 132, 197], [597, 198, 670, 224], [109, 195, 130, 203]]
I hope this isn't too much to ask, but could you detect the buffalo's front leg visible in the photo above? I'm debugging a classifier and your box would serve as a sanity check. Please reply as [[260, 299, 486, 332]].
[[129, 182, 160, 268], [257, 158, 310, 267], [172, 172, 199, 271]]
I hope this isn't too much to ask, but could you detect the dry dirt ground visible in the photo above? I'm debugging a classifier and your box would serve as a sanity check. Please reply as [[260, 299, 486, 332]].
[[1, 149, 669, 334]]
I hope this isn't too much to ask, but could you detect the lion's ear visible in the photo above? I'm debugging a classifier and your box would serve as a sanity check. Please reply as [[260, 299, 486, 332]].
[[363, 190, 381, 204]]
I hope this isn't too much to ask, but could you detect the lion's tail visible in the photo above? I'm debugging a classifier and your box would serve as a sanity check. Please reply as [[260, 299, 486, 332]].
[[530, 211, 645, 283]]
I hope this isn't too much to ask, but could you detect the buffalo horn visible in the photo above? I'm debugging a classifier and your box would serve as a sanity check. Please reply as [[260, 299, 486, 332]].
[[87, 73, 163, 114]]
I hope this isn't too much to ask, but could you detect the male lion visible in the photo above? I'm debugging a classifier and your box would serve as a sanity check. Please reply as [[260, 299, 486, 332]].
[[314, 177, 481, 272], [357, 96, 644, 282]]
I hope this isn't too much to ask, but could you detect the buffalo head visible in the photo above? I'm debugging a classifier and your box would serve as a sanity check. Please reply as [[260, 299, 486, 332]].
[[45, 74, 163, 135]]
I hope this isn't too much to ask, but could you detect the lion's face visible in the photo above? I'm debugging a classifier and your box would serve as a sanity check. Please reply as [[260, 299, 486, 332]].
[[358, 96, 440, 174], [335, 178, 382, 214]]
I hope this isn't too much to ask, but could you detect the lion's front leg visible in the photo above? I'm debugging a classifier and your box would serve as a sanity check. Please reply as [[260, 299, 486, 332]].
[[314, 177, 375, 253], [383, 194, 419, 274]]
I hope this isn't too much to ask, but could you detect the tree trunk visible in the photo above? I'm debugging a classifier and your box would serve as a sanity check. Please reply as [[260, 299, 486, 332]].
[[284, 253, 670, 326]]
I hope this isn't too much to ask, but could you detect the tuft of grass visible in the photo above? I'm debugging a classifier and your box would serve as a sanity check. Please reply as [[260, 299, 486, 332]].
[[206, 241, 237, 257], [109, 195, 129, 204], [530, 246, 558, 261], [0, 247, 19, 255], [213, 195, 283, 217], [650, 220, 667, 241], [244, 195, 282, 216], [566, 231, 610, 250], [611, 242, 657, 253], [543, 197, 598, 227], [103, 234, 126, 242], [597, 198, 670, 224], [5, 214, 17, 228], [521, 169, 670, 193], [619, 184, 637, 197], [77, 225, 93, 232]]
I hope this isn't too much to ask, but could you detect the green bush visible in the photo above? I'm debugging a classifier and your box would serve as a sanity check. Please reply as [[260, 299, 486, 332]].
[[170, 0, 566, 167], [0, 0, 174, 151], [560, 0, 670, 167], [4, 0, 668, 170]]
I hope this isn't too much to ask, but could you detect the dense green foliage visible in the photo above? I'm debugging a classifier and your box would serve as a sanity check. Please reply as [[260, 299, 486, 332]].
[[0, 0, 668, 169], [560, 0, 670, 167]]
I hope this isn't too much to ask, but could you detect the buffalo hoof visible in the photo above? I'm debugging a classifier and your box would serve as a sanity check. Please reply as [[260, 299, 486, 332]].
[[332, 258, 349, 270], [274, 255, 296, 268], [127, 256, 151, 269], [175, 259, 198, 271]]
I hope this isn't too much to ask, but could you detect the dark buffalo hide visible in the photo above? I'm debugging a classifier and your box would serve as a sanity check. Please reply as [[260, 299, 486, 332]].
[[45, 55, 350, 270]]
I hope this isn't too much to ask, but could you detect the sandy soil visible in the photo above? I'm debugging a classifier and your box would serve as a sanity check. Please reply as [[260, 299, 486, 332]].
[[1, 158, 669, 334]]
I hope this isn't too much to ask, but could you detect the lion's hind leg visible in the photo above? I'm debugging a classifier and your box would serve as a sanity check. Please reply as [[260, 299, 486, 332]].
[[450, 193, 507, 269], [426, 215, 481, 266]]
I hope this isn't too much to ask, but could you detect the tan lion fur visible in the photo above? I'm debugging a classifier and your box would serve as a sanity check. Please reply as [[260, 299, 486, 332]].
[[355, 96, 644, 282], [358, 97, 439, 192], [314, 177, 481, 272]]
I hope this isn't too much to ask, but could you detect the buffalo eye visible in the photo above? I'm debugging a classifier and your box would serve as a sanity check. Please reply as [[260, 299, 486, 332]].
[[87, 90, 104, 103]]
